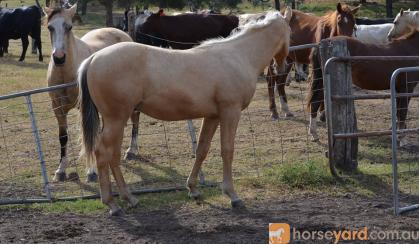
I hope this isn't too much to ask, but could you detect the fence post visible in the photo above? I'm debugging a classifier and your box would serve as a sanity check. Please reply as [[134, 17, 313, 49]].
[[127, 10, 136, 40], [321, 39, 358, 171], [25, 95, 52, 200]]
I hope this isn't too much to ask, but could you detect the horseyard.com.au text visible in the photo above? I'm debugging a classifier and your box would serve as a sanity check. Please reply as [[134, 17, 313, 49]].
[[269, 223, 419, 243]]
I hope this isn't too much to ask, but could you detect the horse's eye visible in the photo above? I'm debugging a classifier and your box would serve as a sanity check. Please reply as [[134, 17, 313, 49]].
[[48, 26, 54, 32]]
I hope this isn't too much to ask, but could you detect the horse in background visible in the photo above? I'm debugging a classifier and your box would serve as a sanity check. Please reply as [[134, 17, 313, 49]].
[[0, 4, 43, 61], [77, 10, 291, 215], [387, 9, 419, 41], [45, 4, 136, 182], [134, 9, 239, 49], [266, 3, 360, 120], [356, 17, 393, 25], [307, 33, 419, 144], [353, 23, 393, 45]]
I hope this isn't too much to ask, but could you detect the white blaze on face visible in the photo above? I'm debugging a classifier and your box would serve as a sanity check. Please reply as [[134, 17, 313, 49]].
[[344, 17, 348, 24], [49, 17, 67, 57]]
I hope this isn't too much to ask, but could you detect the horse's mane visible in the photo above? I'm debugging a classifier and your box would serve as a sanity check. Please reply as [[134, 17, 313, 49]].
[[319, 4, 352, 28], [47, 8, 63, 22], [198, 11, 282, 47]]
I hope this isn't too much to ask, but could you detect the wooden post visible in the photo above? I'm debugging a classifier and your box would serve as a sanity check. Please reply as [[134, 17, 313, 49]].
[[127, 10, 136, 41], [320, 39, 358, 171]]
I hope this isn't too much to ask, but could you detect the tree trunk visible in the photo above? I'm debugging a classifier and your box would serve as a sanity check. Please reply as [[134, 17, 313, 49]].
[[274, 0, 280, 10], [386, 0, 393, 18], [81, 0, 88, 15], [292, 0, 296, 9], [105, 0, 113, 27]]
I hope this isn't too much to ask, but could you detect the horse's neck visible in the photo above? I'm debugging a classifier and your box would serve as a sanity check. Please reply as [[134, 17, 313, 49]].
[[226, 27, 286, 74]]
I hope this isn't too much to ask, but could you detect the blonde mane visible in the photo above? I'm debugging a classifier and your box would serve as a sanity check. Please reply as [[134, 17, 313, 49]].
[[198, 11, 283, 47]]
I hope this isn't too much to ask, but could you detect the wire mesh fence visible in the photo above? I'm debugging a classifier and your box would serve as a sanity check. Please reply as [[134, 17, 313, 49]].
[[0, 45, 326, 204]]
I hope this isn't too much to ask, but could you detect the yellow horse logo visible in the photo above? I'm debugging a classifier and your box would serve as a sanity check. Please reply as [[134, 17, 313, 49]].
[[269, 223, 290, 244]]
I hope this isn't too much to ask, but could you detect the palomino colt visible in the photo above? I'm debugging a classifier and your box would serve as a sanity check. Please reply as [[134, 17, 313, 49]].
[[267, 3, 359, 120], [77, 11, 291, 215], [45, 5, 135, 182], [308, 33, 419, 143], [387, 9, 419, 41]]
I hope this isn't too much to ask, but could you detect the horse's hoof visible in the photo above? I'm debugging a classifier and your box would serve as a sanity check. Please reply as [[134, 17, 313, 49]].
[[271, 114, 279, 121], [231, 199, 246, 209], [109, 207, 124, 217], [188, 191, 202, 201], [285, 112, 294, 118], [311, 136, 319, 142], [128, 197, 139, 208], [39, 57, 43, 62], [53, 172, 66, 182], [67, 172, 80, 182], [124, 152, 138, 161], [86, 172, 98, 182]]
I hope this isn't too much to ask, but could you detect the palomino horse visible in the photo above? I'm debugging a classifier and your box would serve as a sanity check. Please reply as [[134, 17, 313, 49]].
[[307, 33, 419, 142], [267, 3, 360, 120], [387, 9, 419, 41], [77, 10, 291, 215], [45, 5, 135, 182]]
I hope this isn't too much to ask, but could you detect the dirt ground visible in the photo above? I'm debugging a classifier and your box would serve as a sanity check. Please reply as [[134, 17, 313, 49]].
[[1, 192, 418, 244]]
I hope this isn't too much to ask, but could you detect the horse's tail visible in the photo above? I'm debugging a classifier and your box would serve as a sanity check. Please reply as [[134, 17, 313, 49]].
[[306, 47, 324, 113], [78, 55, 99, 162]]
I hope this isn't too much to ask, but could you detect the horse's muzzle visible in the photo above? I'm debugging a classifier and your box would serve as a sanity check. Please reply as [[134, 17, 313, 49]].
[[53, 54, 66, 66]]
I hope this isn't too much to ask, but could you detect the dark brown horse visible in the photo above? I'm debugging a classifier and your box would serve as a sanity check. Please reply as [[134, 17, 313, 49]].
[[134, 9, 239, 49], [307, 32, 419, 141], [268, 3, 360, 120]]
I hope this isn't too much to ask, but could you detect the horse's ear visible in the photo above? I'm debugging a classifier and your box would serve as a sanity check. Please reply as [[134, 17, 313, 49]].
[[337, 2, 343, 14], [407, 8, 411, 12], [158, 9, 164, 16], [284, 6, 292, 24], [351, 5, 361, 15], [68, 3, 77, 17], [43, 6, 53, 17]]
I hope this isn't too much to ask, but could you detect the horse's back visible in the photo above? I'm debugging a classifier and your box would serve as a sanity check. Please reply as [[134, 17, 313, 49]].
[[355, 23, 393, 45], [81, 27, 133, 52]]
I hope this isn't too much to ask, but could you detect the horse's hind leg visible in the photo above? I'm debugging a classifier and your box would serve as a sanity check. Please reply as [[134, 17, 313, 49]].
[[276, 64, 294, 118], [124, 110, 140, 160], [19, 35, 29, 62], [31, 38, 37, 54], [34, 37, 43, 62], [220, 108, 243, 209], [105, 119, 138, 212], [267, 63, 279, 120], [187, 117, 219, 200]]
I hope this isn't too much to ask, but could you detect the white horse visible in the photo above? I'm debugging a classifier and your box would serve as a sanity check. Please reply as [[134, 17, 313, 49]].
[[387, 9, 419, 41], [354, 23, 394, 45]]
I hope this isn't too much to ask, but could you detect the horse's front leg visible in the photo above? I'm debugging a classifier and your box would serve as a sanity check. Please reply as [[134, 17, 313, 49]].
[[266, 64, 279, 120], [220, 108, 244, 209], [124, 110, 140, 160], [19, 35, 29, 62], [52, 104, 69, 182], [186, 117, 219, 200]]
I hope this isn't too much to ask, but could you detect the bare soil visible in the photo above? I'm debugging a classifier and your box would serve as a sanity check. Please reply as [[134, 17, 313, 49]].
[[1, 193, 418, 243]]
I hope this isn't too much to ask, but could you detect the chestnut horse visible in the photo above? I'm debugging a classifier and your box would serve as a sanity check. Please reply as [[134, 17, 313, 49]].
[[307, 33, 419, 142], [45, 5, 135, 182], [77, 11, 291, 215], [268, 3, 360, 120]]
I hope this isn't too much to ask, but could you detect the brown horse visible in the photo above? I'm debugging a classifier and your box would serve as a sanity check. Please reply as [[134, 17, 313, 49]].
[[45, 5, 135, 182], [77, 11, 291, 215], [307, 32, 419, 142], [268, 3, 360, 120]]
